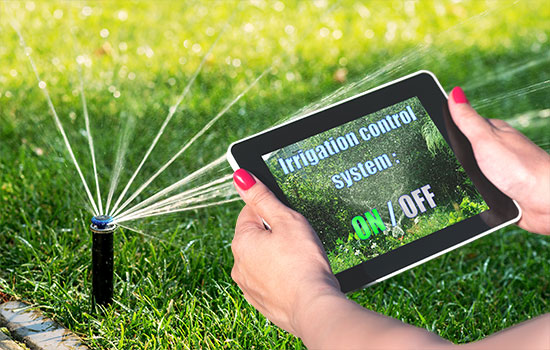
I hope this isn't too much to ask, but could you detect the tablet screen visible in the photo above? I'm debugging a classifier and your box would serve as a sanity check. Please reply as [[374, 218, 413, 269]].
[[262, 96, 489, 274]]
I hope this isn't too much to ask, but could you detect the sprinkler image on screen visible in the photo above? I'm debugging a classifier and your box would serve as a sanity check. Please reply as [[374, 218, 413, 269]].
[[263, 97, 489, 274]]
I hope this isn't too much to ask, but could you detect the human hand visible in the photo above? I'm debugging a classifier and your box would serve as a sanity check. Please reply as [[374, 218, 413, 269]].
[[230, 169, 342, 335], [449, 87, 550, 235]]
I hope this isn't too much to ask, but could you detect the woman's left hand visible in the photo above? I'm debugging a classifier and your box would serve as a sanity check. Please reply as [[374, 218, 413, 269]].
[[231, 168, 342, 335]]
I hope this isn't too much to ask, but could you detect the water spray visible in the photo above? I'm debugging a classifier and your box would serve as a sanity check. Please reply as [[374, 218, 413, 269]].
[[90, 215, 116, 309]]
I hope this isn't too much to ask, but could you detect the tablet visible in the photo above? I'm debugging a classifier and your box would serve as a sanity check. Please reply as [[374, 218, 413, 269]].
[[227, 71, 521, 293]]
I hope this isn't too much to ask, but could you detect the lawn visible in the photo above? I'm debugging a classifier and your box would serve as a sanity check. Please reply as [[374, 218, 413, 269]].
[[0, 1, 549, 349]]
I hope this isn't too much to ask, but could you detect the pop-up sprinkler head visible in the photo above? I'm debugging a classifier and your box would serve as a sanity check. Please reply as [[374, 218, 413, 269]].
[[90, 215, 117, 311], [91, 215, 116, 233]]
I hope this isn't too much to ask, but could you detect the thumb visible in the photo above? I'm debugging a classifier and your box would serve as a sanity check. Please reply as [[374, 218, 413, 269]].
[[233, 168, 292, 225], [448, 86, 494, 143]]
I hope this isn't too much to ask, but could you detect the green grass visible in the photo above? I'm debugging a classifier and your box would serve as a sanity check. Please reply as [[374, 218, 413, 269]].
[[1, 1, 549, 349]]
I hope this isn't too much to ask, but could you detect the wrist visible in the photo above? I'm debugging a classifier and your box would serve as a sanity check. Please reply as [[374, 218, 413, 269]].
[[290, 277, 345, 339]]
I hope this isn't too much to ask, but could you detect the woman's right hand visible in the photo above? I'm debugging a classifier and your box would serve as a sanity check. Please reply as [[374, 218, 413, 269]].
[[448, 87, 550, 235]]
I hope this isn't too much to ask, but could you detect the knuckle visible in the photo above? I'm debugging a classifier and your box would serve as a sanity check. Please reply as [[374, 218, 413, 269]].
[[230, 237, 240, 255], [495, 120, 511, 129], [231, 267, 239, 283], [248, 188, 273, 208], [271, 209, 307, 225]]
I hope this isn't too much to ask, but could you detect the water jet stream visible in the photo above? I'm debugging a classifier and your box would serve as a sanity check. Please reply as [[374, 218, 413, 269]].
[[105, 114, 136, 214], [115, 176, 235, 222], [277, 0, 524, 127], [11, 21, 100, 215], [114, 155, 228, 219], [115, 198, 240, 224], [473, 79, 550, 110], [115, 185, 236, 223], [77, 65, 103, 214], [116, 174, 234, 221], [463, 51, 550, 91], [109, 21, 229, 216], [111, 67, 271, 217]]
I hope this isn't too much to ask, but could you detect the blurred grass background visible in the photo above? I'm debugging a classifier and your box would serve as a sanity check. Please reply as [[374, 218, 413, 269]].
[[0, 1, 549, 349]]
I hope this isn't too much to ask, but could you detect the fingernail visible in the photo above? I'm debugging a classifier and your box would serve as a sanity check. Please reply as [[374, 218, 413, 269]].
[[233, 168, 256, 191], [451, 86, 469, 104]]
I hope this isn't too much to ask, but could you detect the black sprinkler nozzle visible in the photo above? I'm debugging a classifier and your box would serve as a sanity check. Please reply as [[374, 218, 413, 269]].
[[91, 215, 116, 311]]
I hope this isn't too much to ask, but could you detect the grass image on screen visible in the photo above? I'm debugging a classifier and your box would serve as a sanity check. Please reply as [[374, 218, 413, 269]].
[[263, 97, 489, 274]]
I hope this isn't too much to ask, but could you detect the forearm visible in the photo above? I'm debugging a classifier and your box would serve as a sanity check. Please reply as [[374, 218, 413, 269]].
[[294, 292, 453, 349]]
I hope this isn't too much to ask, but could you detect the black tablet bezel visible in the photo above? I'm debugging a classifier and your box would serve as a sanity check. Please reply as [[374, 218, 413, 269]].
[[227, 71, 521, 293]]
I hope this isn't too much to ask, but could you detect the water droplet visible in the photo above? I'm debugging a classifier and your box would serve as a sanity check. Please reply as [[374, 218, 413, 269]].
[[404, 0, 415, 16], [232, 58, 241, 67], [273, 1, 284, 11], [364, 29, 374, 38], [117, 10, 128, 21], [285, 25, 295, 35], [82, 6, 92, 17], [167, 78, 176, 86], [119, 42, 128, 51], [314, 0, 327, 7], [319, 27, 330, 38], [355, 4, 370, 18], [192, 43, 202, 53], [285, 72, 295, 81], [38, 81, 46, 89], [100, 28, 110, 38], [108, 85, 116, 93], [332, 30, 343, 40], [128, 72, 136, 80], [53, 9, 63, 19], [24, 47, 32, 56], [435, 3, 446, 16], [113, 91, 121, 98], [244, 23, 254, 33], [206, 27, 215, 36]]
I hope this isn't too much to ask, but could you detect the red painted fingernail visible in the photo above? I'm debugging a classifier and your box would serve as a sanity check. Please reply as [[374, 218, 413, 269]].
[[451, 86, 469, 104], [233, 169, 256, 191]]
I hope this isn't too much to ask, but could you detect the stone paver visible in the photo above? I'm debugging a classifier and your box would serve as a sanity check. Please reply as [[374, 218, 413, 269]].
[[0, 330, 25, 350], [0, 302, 88, 350]]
